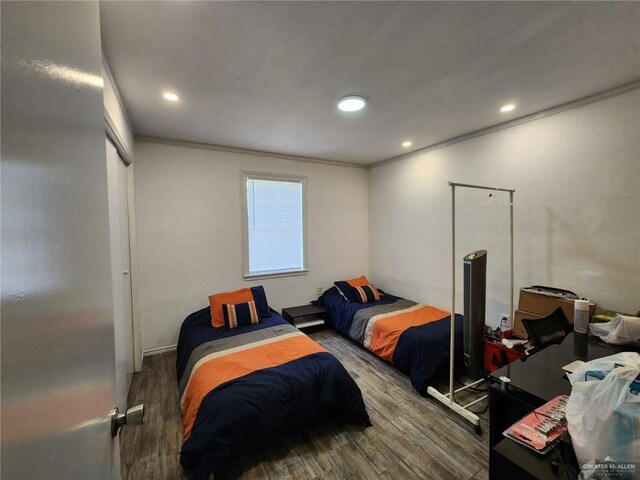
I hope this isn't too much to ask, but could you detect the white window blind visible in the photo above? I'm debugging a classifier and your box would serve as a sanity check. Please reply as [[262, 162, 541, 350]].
[[245, 175, 306, 277]]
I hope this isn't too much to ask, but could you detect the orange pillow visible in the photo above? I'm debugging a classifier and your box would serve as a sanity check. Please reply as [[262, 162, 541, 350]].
[[209, 288, 254, 328], [347, 276, 370, 287]]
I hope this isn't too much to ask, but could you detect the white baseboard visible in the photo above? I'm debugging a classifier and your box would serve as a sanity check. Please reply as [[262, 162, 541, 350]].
[[143, 344, 177, 357]]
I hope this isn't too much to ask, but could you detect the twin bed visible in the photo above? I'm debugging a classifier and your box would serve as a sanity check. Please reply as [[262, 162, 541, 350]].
[[176, 278, 462, 478], [318, 284, 463, 395]]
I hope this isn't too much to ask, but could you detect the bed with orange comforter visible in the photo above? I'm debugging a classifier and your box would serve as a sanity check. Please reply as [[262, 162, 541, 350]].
[[318, 288, 463, 395], [176, 307, 370, 479]]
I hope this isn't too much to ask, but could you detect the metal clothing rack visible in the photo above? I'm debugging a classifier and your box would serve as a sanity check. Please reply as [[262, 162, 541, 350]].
[[427, 181, 515, 433]]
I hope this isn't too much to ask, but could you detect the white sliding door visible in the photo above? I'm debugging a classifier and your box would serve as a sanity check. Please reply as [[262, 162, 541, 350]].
[[106, 138, 135, 411]]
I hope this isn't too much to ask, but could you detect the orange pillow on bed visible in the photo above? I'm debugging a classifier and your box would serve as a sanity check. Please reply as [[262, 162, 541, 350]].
[[347, 276, 370, 287], [209, 288, 254, 328]]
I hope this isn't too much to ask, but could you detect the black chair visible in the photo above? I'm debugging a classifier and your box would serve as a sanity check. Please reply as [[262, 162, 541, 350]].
[[522, 306, 573, 353]]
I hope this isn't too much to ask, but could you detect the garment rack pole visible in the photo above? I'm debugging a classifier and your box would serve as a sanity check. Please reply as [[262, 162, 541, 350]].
[[427, 180, 515, 432], [449, 184, 456, 402], [509, 191, 514, 327]]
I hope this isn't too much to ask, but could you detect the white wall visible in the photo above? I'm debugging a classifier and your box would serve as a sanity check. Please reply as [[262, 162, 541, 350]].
[[133, 141, 370, 351], [370, 90, 640, 326], [103, 59, 134, 161]]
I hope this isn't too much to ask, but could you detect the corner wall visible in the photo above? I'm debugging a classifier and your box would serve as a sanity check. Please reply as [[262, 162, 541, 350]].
[[133, 141, 370, 352], [370, 89, 640, 325], [102, 59, 133, 161]]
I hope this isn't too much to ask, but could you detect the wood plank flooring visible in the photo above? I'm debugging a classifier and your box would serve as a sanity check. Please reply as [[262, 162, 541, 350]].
[[120, 330, 489, 480]]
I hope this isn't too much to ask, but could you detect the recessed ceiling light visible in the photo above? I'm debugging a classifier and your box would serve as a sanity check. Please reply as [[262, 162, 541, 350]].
[[402, 141, 413, 148], [163, 92, 180, 102], [500, 103, 516, 113], [337, 95, 366, 112]]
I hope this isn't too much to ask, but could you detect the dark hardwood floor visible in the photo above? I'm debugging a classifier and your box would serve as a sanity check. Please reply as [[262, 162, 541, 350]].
[[120, 329, 489, 480]]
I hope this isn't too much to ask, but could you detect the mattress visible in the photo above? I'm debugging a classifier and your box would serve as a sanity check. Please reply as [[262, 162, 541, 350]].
[[176, 307, 371, 479], [318, 287, 463, 395]]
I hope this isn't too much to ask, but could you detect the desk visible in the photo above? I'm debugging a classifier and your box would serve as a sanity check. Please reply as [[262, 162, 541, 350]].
[[488, 332, 635, 479]]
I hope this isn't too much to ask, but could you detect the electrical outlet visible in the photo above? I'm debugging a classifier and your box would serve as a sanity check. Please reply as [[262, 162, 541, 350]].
[[316, 286, 324, 296], [500, 314, 510, 328]]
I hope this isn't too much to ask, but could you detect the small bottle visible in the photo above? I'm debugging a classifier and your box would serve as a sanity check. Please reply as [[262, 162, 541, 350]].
[[574, 299, 590, 334]]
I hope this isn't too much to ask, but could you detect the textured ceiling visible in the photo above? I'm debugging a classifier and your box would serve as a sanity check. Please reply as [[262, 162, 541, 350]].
[[100, 1, 640, 164]]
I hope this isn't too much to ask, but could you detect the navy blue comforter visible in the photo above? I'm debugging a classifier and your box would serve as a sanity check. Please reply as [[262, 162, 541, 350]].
[[317, 287, 463, 395], [176, 307, 370, 479]]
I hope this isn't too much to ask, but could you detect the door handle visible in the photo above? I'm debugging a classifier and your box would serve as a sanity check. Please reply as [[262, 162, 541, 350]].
[[110, 404, 144, 437], [122, 271, 129, 275]]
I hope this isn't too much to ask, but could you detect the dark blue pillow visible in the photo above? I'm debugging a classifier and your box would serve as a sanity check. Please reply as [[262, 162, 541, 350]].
[[334, 281, 358, 302], [353, 285, 381, 304], [250, 285, 271, 318], [223, 301, 260, 329]]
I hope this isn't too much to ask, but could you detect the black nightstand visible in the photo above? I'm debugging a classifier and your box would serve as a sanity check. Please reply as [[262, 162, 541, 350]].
[[281, 304, 328, 333]]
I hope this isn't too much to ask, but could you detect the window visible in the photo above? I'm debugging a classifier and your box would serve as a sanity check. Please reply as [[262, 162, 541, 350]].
[[242, 173, 307, 278]]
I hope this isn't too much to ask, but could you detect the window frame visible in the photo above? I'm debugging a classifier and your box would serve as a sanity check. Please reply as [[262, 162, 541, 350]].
[[241, 171, 308, 280]]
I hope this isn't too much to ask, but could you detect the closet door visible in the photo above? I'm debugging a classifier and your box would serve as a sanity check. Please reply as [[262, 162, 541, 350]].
[[106, 138, 135, 411]]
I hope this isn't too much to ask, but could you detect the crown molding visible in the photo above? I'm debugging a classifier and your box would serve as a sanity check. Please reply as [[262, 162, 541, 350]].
[[372, 78, 640, 169], [134, 136, 368, 169]]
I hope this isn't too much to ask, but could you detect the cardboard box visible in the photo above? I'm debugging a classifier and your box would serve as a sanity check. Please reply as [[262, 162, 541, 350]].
[[514, 287, 597, 339], [518, 288, 596, 324], [513, 309, 543, 339]]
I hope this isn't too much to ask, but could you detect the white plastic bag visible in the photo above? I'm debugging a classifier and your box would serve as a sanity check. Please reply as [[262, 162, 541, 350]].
[[590, 315, 640, 346], [566, 352, 640, 479]]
